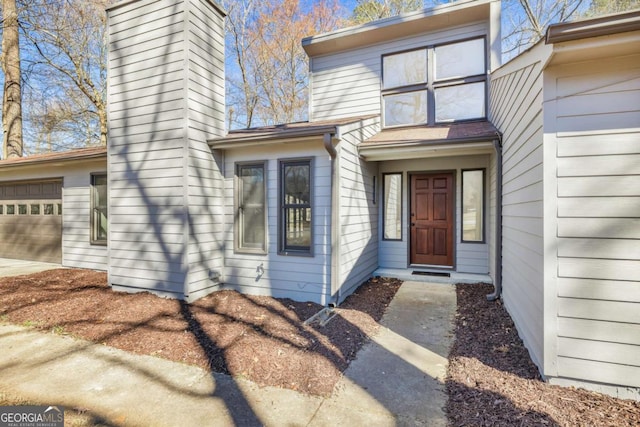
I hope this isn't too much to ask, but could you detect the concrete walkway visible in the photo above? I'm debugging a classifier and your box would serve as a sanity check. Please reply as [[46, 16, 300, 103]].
[[0, 258, 62, 277], [0, 280, 455, 426]]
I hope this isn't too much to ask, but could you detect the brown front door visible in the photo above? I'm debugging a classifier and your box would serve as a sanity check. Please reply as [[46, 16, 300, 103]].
[[410, 173, 454, 266]]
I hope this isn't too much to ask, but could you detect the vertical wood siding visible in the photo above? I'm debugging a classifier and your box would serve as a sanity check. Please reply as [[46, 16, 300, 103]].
[[489, 43, 550, 371], [337, 120, 380, 301], [309, 23, 487, 121], [221, 144, 333, 305], [107, 0, 225, 299], [547, 53, 640, 391]]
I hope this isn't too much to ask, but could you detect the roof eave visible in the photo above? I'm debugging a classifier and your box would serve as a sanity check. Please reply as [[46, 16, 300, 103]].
[[359, 137, 496, 161], [208, 126, 340, 149], [545, 9, 640, 44], [302, 0, 493, 57], [0, 151, 107, 170]]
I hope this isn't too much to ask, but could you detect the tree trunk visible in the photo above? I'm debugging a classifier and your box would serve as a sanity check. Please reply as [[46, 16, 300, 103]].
[[98, 103, 108, 146], [2, 0, 23, 159]]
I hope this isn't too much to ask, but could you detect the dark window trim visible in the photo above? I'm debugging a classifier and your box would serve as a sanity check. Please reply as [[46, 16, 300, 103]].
[[382, 172, 403, 241], [380, 36, 487, 127], [461, 168, 486, 244], [372, 175, 377, 205], [278, 157, 314, 257], [234, 161, 268, 255], [90, 173, 108, 246]]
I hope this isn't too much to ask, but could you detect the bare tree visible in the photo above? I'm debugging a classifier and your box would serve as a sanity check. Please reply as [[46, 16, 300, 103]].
[[2, 0, 24, 159], [21, 0, 108, 147], [252, 0, 343, 125], [223, 0, 262, 129], [582, 0, 639, 16], [224, 0, 343, 128], [501, 0, 586, 58], [351, 0, 425, 24]]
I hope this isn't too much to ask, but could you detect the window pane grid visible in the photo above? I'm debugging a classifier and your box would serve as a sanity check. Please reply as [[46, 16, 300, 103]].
[[237, 163, 266, 252], [462, 169, 484, 242], [383, 174, 402, 240], [91, 174, 107, 244], [280, 160, 312, 254], [381, 38, 486, 127]]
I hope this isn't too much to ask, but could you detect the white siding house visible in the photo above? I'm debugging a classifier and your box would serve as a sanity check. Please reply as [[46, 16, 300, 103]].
[[0, 149, 108, 270], [303, 0, 503, 285], [491, 13, 640, 399], [0, 0, 638, 401], [489, 41, 551, 371], [106, 0, 226, 301]]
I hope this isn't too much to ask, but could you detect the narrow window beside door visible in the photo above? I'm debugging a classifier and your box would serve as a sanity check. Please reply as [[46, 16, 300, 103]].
[[462, 169, 484, 242], [383, 173, 402, 240], [91, 174, 108, 245]]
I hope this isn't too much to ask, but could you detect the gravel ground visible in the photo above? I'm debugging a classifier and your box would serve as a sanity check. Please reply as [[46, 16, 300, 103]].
[[0, 269, 400, 397], [2, 269, 638, 425], [447, 283, 640, 427]]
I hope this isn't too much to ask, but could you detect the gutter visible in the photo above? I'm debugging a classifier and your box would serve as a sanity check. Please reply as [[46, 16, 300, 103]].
[[545, 10, 640, 44], [487, 133, 503, 301], [323, 132, 341, 306], [209, 125, 340, 149]]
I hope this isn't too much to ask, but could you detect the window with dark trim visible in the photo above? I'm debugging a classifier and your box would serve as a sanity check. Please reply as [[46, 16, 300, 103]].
[[381, 37, 486, 127], [383, 173, 403, 240], [235, 162, 267, 254], [279, 159, 312, 255], [462, 169, 485, 243], [91, 174, 107, 245]]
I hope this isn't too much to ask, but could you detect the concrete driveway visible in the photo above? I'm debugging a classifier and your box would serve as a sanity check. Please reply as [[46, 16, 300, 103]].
[[0, 258, 62, 278]]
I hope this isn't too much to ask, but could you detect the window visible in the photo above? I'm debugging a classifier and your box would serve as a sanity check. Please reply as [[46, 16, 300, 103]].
[[6, 205, 14, 215], [91, 174, 107, 245], [0, 205, 3, 215], [383, 173, 402, 240], [43, 204, 54, 215], [57, 203, 62, 215], [279, 159, 312, 255], [30, 204, 40, 215], [236, 163, 267, 253], [18, 204, 27, 215], [462, 169, 484, 242], [381, 38, 486, 127]]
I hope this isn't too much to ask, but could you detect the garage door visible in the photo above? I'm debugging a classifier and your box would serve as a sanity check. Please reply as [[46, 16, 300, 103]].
[[0, 180, 62, 263]]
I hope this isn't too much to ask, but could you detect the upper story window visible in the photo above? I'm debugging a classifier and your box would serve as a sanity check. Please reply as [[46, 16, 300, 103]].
[[382, 38, 486, 127]]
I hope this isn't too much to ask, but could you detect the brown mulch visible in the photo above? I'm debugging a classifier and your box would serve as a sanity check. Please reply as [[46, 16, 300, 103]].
[[0, 269, 401, 396], [447, 283, 640, 427]]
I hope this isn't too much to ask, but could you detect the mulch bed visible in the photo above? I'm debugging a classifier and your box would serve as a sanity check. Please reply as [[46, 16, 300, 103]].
[[0, 269, 401, 396], [3, 270, 639, 423], [447, 283, 640, 427]]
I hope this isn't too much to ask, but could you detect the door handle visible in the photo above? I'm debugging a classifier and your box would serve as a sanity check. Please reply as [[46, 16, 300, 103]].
[[411, 222, 415, 226]]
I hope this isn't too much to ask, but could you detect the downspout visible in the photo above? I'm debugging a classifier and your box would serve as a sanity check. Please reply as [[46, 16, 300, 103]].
[[324, 132, 341, 306], [487, 132, 503, 301]]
